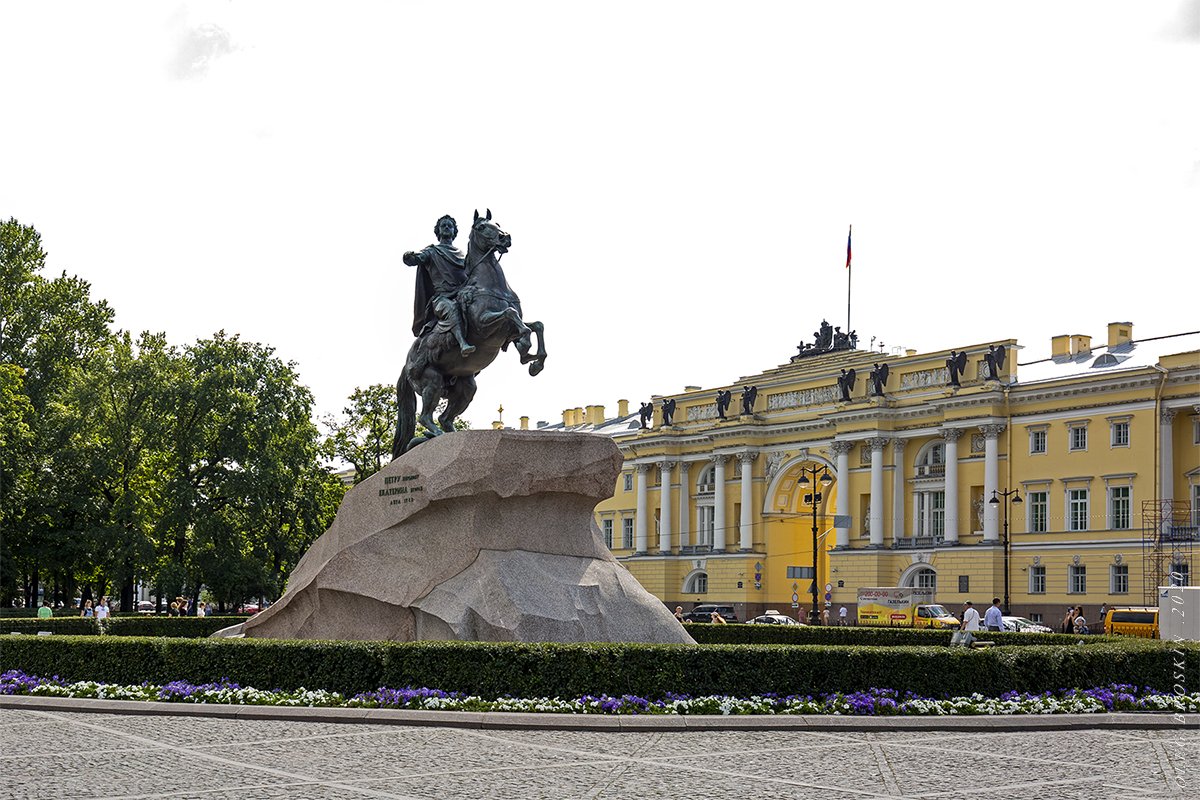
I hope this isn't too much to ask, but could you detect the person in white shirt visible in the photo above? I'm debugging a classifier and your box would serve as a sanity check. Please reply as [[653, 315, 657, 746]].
[[838, 606, 848, 626], [960, 601, 981, 631], [94, 598, 109, 620], [983, 598, 1004, 632]]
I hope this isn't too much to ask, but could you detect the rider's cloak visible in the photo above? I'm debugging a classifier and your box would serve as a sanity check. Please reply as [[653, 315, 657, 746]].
[[412, 243, 467, 336]]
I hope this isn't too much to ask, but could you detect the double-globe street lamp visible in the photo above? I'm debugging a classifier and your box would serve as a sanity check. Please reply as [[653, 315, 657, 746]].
[[989, 488, 1022, 614], [797, 465, 834, 625]]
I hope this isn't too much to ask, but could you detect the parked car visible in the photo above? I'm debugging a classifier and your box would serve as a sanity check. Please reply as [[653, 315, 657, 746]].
[[1104, 607, 1159, 638], [913, 604, 960, 629], [681, 604, 738, 623], [745, 611, 802, 626], [1002, 615, 1052, 633], [136, 601, 155, 614]]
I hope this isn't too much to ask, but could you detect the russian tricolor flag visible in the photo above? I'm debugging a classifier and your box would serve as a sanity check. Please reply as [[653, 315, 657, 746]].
[[845, 225, 852, 269]]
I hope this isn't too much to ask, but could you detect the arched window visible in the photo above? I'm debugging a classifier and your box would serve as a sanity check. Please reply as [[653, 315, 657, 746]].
[[684, 572, 708, 594], [914, 441, 944, 477], [904, 566, 937, 591], [695, 464, 716, 547]]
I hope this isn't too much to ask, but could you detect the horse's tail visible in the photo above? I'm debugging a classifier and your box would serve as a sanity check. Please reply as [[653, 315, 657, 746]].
[[392, 373, 418, 460]]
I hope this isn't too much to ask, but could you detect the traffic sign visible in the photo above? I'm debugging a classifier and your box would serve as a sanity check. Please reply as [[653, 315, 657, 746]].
[[824, 582, 833, 593], [791, 592, 800, 603], [824, 592, 832, 601]]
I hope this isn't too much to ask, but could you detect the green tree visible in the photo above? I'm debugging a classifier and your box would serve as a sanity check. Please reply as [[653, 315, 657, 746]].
[[0, 219, 114, 606], [321, 384, 396, 484]]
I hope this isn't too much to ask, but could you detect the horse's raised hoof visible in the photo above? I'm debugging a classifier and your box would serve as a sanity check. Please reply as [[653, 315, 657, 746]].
[[528, 360, 545, 376], [460, 345, 476, 357]]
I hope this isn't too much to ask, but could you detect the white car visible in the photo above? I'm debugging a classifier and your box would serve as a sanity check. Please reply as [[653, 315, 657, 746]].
[[1002, 615, 1053, 633], [745, 611, 803, 626]]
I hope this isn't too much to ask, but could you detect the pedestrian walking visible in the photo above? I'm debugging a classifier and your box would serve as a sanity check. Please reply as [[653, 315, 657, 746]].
[[95, 598, 110, 621], [80, 599, 93, 618], [960, 601, 981, 632], [984, 598, 1004, 632], [37, 601, 53, 619], [838, 605, 848, 626], [1061, 606, 1075, 634]]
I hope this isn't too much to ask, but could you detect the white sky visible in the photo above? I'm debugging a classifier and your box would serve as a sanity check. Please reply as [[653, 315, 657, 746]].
[[3, 1, 1198, 430]]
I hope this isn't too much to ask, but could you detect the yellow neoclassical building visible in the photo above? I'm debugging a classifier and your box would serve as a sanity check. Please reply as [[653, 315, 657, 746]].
[[539, 320, 1199, 625]]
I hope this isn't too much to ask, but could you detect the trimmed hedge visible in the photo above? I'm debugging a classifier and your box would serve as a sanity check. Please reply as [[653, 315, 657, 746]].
[[0, 617, 241, 638], [686, 624, 1122, 647], [2, 635, 1195, 699]]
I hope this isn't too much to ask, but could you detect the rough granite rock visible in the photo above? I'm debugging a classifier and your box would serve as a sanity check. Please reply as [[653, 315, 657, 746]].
[[226, 430, 694, 645]]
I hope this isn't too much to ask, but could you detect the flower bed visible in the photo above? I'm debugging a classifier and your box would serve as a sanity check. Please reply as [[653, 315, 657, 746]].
[[3, 670, 1197, 716]]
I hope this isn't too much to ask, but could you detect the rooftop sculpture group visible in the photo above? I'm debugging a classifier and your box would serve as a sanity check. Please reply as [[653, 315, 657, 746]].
[[392, 211, 546, 457], [794, 319, 857, 360]]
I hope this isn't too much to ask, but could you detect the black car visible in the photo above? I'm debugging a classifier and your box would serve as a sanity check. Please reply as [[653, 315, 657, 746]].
[[681, 604, 738, 623]]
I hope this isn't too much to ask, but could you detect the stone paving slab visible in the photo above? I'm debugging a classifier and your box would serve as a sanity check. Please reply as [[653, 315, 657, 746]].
[[3, 694, 1198, 732]]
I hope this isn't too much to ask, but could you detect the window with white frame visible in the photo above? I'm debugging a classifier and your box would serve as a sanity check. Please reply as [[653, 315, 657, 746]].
[[1029, 564, 1046, 594], [1108, 485, 1131, 530], [684, 572, 708, 594], [623, 473, 633, 492], [914, 442, 945, 477], [1069, 564, 1087, 594], [1029, 428, 1047, 455], [1068, 423, 1088, 451], [914, 491, 946, 538], [1171, 561, 1191, 587], [602, 519, 613, 549], [1027, 491, 1049, 533], [696, 505, 715, 547], [1110, 420, 1130, 448], [1192, 483, 1200, 527], [621, 518, 634, 549], [1110, 564, 1129, 594], [1068, 488, 1090, 531], [912, 567, 937, 591]]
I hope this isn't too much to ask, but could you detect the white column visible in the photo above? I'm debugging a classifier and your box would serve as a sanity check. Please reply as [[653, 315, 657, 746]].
[[737, 452, 756, 551], [658, 460, 673, 554], [1160, 409, 1177, 502], [678, 462, 691, 548], [981, 424, 1006, 542], [942, 428, 963, 544], [891, 439, 906, 543], [635, 464, 649, 554], [712, 455, 728, 551], [868, 437, 887, 547], [922, 492, 932, 537], [912, 491, 922, 537], [832, 441, 854, 547]]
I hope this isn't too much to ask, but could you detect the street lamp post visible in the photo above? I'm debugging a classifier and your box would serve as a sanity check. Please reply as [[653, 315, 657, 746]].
[[797, 465, 834, 625], [989, 488, 1022, 615]]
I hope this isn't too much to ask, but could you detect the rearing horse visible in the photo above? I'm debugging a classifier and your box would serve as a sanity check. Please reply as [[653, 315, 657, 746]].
[[392, 210, 546, 458]]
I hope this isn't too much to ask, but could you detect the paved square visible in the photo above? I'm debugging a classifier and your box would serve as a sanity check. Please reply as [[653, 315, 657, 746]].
[[1, 708, 1195, 799]]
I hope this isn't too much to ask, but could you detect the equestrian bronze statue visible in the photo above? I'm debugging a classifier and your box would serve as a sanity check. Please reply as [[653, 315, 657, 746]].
[[392, 210, 546, 457]]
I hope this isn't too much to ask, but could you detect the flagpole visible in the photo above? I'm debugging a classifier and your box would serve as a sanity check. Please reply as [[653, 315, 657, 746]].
[[845, 224, 852, 340]]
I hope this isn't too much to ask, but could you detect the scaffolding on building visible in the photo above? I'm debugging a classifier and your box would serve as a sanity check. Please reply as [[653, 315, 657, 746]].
[[1141, 499, 1196, 605]]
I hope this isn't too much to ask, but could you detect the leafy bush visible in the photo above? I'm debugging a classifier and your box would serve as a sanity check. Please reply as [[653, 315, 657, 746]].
[[2, 635, 1194, 699], [0, 617, 241, 638], [686, 624, 1121, 647]]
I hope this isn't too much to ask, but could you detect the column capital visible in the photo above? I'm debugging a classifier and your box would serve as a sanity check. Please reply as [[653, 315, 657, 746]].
[[711, 453, 729, 465], [979, 423, 1007, 439], [830, 440, 856, 455], [1161, 408, 1179, 425], [891, 438, 907, 453], [736, 451, 757, 464], [941, 427, 965, 442], [866, 436, 890, 451], [635, 463, 651, 474], [678, 461, 690, 475], [656, 459, 676, 471]]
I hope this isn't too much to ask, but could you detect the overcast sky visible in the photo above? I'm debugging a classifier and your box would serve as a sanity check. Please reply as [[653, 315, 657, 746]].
[[3, 1, 1197, 431]]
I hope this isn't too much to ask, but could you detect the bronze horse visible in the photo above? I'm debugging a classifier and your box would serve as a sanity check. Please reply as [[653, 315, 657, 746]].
[[392, 211, 546, 457]]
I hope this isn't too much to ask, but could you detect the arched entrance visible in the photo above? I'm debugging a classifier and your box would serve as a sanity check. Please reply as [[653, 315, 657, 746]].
[[761, 455, 838, 622]]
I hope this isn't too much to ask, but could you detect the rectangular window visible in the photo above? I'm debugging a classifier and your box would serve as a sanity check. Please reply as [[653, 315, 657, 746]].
[[1110, 564, 1129, 594], [931, 492, 945, 537], [1172, 562, 1191, 587], [621, 518, 634, 549], [958, 575, 969, 593], [623, 473, 633, 492], [1069, 564, 1087, 594], [1110, 421, 1130, 447], [1029, 612, 1043, 623], [697, 506, 714, 546], [1109, 486, 1131, 530], [1068, 489, 1089, 531], [602, 519, 613, 549], [1028, 491, 1049, 533], [1192, 484, 1200, 528], [1029, 429, 1047, 454], [1029, 565, 1046, 594], [1069, 425, 1087, 451]]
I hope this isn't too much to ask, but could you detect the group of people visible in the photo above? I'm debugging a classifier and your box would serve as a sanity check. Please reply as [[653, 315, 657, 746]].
[[78, 597, 111, 619], [959, 598, 1007, 632], [1062, 604, 1094, 634], [166, 597, 207, 616]]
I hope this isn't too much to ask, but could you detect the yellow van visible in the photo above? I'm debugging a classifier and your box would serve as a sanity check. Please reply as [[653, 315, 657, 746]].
[[1104, 607, 1159, 638]]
